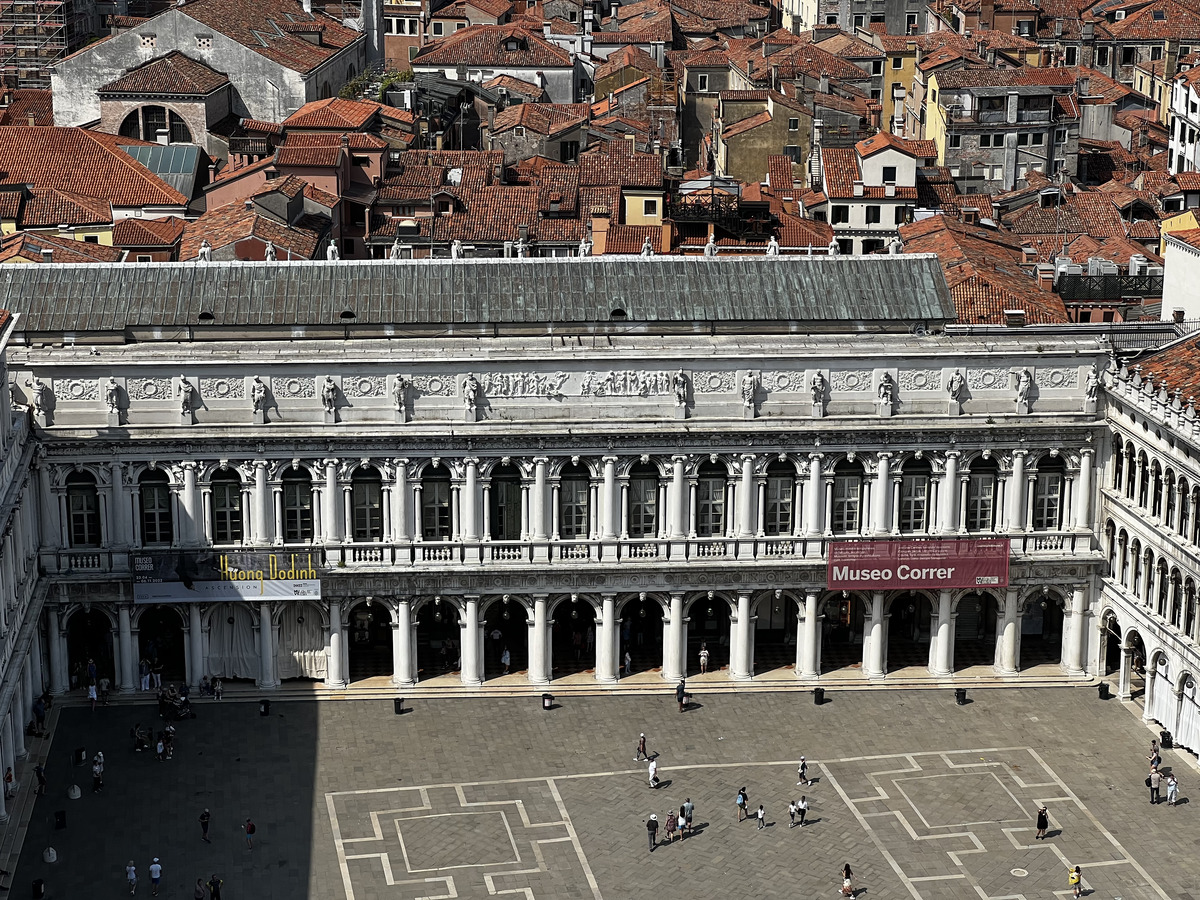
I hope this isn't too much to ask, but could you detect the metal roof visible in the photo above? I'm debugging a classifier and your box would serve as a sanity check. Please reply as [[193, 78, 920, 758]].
[[0, 255, 955, 334], [120, 144, 201, 199]]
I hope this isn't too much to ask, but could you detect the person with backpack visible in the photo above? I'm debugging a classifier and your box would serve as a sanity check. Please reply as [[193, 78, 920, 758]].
[[243, 817, 256, 849], [1068, 864, 1082, 898], [736, 787, 748, 822]]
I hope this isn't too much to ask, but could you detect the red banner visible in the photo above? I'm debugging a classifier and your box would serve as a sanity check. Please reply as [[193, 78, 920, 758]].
[[827, 539, 1009, 591]]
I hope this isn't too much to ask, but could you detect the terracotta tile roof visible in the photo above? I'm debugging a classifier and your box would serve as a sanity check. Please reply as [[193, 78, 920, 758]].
[[820, 147, 918, 199], [491, 103, 589, 135], [112, 215, 186, 247], [20, 189, 112, 227], [282, 98, 381, 130], [917, 47, 985, 72], [579, 145, 663, 187], [242, 118, 285, 135], [275, 131, 387, 167], [0, 127, 187, 208], [99, 51, 229, 96], [303, 182, 339, 208], [720, 109, 772, 138], [898, 215, 1069, 325], [0, 230, 124, 264], [414, 24, 572, 67], [180, 0, 362, 74], [752, 40, 867, 83], [1135, 332, 1200, 400], [1166, 227, 1200, 250], [0, 90, 53, 126], [254, 173, 307, 200], [682, 48, 731, 67], [107, 14, 149, 26], [603, 223, 663, 253], [213, 155, 275, 183], [481, 74, 548, 99], [877, 31, 970, 52], [0, 193, 20, 219], [180, 201, 327, 259], [1128, 218, 1161, 239], [1004, 192, 1128, 239], [970, 28, 1038, 50], [1108, 0, 1200, 39], [778, 211, 833, 248], [855, 131, 936, 159], [815, 32, 884, 59], [671, 0, 767, 31], [593, 0, 675, 42], [933, 67, 1079, 89], [720, 89, 770, 101], [1067, 66, 1136, 105], [1175, 172, 1200, 191], [767, 154, 794, 195], [595, 45, 663, 82]]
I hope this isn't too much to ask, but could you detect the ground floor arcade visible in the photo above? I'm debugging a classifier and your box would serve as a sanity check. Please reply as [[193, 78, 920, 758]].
[[44, 581, 1096, 694]]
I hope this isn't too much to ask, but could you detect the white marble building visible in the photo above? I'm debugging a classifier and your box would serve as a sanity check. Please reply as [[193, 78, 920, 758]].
[[0, 255, 1125, 708]]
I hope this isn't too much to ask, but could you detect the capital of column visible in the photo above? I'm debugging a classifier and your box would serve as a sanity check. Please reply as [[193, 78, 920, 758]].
[[740, 453, 756, 463], [672, 454, 689, 463], [1012, 449, 1028, 460], [533, 456, 549, 466], [945, 450, 961, 459], [253, 458, 269, 469], [602, 455, 618, 465], [323, 457, 339, 467], [877, 452, 892, 461]]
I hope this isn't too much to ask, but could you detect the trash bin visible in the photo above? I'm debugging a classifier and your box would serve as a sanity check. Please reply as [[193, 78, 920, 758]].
[[259, 699, 270, 717], [813, 687, 825, 705], [955, 688, 968, 706], [1098, 682, 1110, 700], [72, 747, 85, 766], [53, 810, 66, 830], [541, 693, 554, 711], [32, 878, 45, 898], [393, 698, 404, 715], [1161, 729, 1174, 749]]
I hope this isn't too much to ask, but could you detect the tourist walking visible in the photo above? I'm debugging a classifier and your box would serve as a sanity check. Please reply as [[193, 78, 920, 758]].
[[648, 758, 659, 789], [1068, 865, 1082, 898], [1167, 772, 1179, 806], [194, 878, 207, 900], [148, 858, 162, 897], [635, 733, 648, 761], [34, 764, 45, 796], [665, 810, 678, 842], [243, 817, 256, 849], [756, 804, 765, 829], [646, 814, 658, 852], [682, 798, 694, 834], [624, 651, 632, 676], [1035, 805, 1049, 839], [840, 863, 855, 896], [797, 756, 810, 786], [788, 799, 797, 828], [699, 644, 709, 674], [126, 861, 137, 896], [736, 787, 748, 822], [206, 874, 223, 900], [1147, 739, 1161, 768], [1149, 766, 1162, 804], [676, 680, 687, 713], [797, 795, 809, 827], [91, 759, 103, 793], [199, 808, 212, 842]]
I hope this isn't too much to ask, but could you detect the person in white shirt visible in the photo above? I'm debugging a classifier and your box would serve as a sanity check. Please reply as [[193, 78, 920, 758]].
[[126, 861, 137, 895], [148, 859, 162, 897], [648, 758, 659, 789], [797, 795, 809, 827]]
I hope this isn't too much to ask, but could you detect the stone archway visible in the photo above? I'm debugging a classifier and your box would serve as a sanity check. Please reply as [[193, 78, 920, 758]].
[[548, 594, 598, 679], [684, 594, 732, 676], [749, 591, 799, 676], [66, 607, 115, 690], [414, 596, 461, 681], [346, 599, 393, 683], [137, 605, 187, 685], [821, 592, 866, 675], [616, 594, 665, 676], [481, 595, 530, 679]]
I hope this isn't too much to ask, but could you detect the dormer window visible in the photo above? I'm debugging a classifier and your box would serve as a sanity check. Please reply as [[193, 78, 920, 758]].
[[140, 33, 157, 48], [505, 38, 519, 50]]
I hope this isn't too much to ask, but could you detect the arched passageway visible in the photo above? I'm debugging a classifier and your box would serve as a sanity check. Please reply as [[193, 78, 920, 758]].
[[415, 598, 460, 681], [886, 592, 934, 673], [954, 592, 1000, 672], [821, 593, 865, 674], [685, 597, 731, 675], [138, 606, 187, 685], [619, 595, 662, 675], [67, 609, 114, 690], [483, 596, 527, 679], [347, 600, 393, 682]]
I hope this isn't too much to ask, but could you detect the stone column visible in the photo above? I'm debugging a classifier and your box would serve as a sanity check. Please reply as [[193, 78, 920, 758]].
[[933, 590, 954, 676], [257, 602, 276, 689], [48, 606, 66, 695], [596, 594, 617, 683], [941, 452, 959, 534], [30, 626, 44, 698], [37, 460, 57, 550], [393, 460, 410, 541], [998, 589, 1020, 675], [670, 456, 687, 540], [11, 692, 24, 761], [110, 461, 127, 547], [532, 459, 549, 541], [327, 600, 345, 689], [1004, 451, 1025, 532], [731, 591, 753, 680], [602, 457, 618, 539], [253, 460, 271, 544], [1065, 584, 1087, 675], [321, 458, 339, 543], [1118, 647, 1133, 700], [663, 592, 685, 681], [117, 604, 135, 692], [872, 453, 891, 534], [799, 591, 820, 678], [1075, 448, 1094, 532], [186, 603, 204, 689], [461, 596, 482, 685], [180, 461, 198, 544], [864, 591, 886, 678], [738, 455, 755, 537], [529, 594, 549, 684], [462, 459, 479, 542], [805, 454, 823, 536], [394, 599, 414, 686]]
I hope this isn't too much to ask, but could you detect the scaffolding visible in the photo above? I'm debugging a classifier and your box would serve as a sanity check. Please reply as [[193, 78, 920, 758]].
[[0, 0, 91, 88]]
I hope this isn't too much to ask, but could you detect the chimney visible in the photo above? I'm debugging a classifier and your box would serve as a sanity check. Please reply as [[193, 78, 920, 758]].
[[1082, 21, 1093, 40], [0, 91, 9, 107], [245, 199, 254, 209], [1175, 308, 1187, 323], [1004, 308, 1027, 327], [962, 206, 979, 224], [853, 180, 864, 196], [818, 72, 829, 93], [884, 182, 896, 197], [980, 0, 993, 26], [156, 128, 169, 145], [1035, 262, 1055, 290], [584, 5, 593, 34], [543, 19, 550, 39], [1054, 17, 1062, 37], [26, 112, 35, 126], [302, 0, 311, 12], [40, 247, 52, 263], [1021, 245, 1036, 263]]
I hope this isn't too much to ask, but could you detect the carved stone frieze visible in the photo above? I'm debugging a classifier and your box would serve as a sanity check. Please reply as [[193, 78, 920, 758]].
[[967, 367, 1007, 391], [480, 371, 569, 398], [127, 377, 172, 401], [761, 371, 804, 392], [580, 370, 675, 397], [275, 376, 315, 399], [1034, 367, 1079, 389], [53, 379, 98, 401], [342, 375, 386, 398], [200, 378, 245, 400], [898, 369, 941, 392], [693, 371, 735, 393], [829, 369, 871, 392], [410, 375, 454, 396]]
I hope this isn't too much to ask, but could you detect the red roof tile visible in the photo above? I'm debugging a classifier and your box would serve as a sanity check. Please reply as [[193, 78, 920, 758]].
[[414, 24, 571, 67], [579, 145, 663, 187], [112, 215, 186, 247], [180, 201, 327, 259], [0, 230, 124, 264], [0, 90, 53, 127], [490, 103, 589, 135], [855, 131, 936, 159], [933, 67, 1079, 89], [282, 98, 382, 130], [99, 51, 229, 96], [20, 189, 112, 228]]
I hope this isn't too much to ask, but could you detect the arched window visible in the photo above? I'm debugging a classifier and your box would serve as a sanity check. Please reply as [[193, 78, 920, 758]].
[[352, 467, 383, 541], [898, 458, 931, 534], [66, 471, 100, 547], [763, 461, 794, 536], [1032, 457, 1065, 531], [282, 468, 314, 543], [1150, 463, 1165, 518], [1165, 471, 1177, 528], [558, 463, 590, 539], [139, 470, 173, 546], [1112, 439, 1124, 489], [489, 463, 522, 540], [695, 461, 726, 537], [831, 460, 864, 535], [422, 464, 451, 540], [118, 106, 192, 143], [627, 462, 659, 538], [211, 470, 243, 544], [966, 457, 998, 532]]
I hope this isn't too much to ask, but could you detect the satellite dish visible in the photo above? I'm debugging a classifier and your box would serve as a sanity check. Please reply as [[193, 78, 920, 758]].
[[910, 322, 928, 336]]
